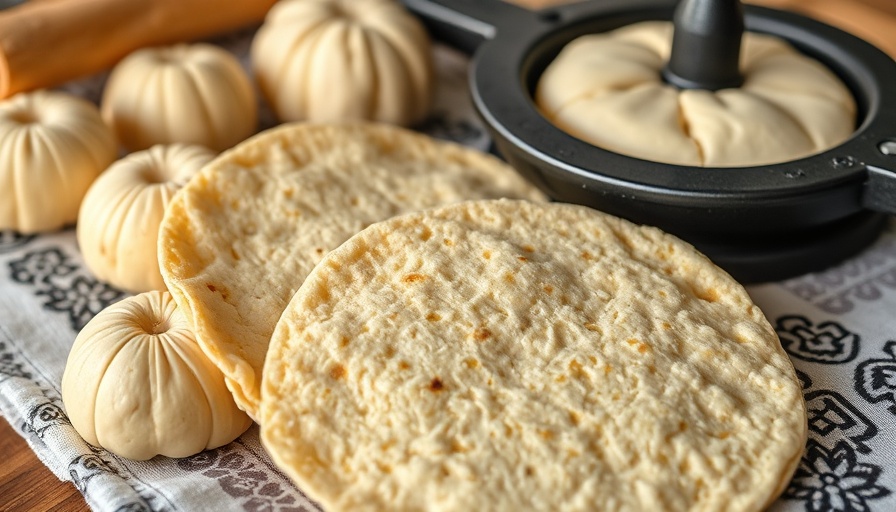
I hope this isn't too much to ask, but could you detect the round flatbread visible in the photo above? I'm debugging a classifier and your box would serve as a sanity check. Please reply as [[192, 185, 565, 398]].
[[158, 123, 546, 420], [261, 199, 806, 512]]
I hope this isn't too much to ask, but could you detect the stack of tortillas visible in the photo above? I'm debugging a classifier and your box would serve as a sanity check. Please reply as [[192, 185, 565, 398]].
[[158, 122, 546, 421], [260, 199, 806, 511], [159, 123, 806, 511]]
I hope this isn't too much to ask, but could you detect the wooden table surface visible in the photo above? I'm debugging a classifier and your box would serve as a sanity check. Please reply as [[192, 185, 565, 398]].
[[1, 1, 892, 511], [0, 415, 87, 511]]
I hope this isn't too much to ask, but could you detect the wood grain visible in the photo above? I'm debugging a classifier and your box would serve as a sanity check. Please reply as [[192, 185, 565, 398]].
[[751, 0, 896, 56], [509, 0, 896, 56], [0, 416, 87, 511]]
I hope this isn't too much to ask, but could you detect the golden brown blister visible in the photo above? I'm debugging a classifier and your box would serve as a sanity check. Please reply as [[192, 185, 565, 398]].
[[261, 199, 806, 512], [158, 123, 546, 420]]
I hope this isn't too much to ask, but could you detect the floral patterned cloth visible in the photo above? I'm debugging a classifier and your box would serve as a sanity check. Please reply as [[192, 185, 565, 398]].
[[1, 27, 895, 512]]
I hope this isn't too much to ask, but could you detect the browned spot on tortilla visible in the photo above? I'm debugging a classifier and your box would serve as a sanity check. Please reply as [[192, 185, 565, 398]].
[[329, 364, 346, 380], [694, 286, 720, 302], [584, 322, 601, 332], [450, 440, 469, 453], [429, 377, 444, 392], [426, 312, 442, 322], [403, 273, 426, 283], [472, 327, 492, 341], [615, 231, 635, 251], [569, 359, 586, 379]]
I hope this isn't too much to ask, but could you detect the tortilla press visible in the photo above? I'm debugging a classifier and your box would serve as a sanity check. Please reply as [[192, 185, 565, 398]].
[[402, 0, 896, 283]]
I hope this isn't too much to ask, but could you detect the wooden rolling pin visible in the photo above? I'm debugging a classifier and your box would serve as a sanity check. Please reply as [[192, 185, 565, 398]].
[[0, 0, 278, 98], [751, 0, 896, 57]]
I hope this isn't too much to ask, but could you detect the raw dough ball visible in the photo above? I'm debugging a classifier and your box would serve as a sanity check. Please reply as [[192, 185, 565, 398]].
[[536, 21, 856, 167], [101, 43, 257, 152], [0, 90, 117, 233], [77, 144, 215, 293], [62, 291, 252, 461], [251, 0, 433, 126]]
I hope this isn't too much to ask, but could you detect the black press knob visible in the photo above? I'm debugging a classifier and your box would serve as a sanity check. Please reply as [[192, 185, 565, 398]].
[[662, 0, 745, 91]]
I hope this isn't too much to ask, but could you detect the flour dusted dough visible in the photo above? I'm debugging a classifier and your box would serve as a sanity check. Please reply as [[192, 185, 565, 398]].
[[251, 0, 433, 126], [536, 21, 855, 166], [158, 123, 545, 420], [62, 291, 251, 461], [78, 144, 215, 293], [261, 199, 807, 512], [0, 90, 116, 233], [102, 43, 257, 152]]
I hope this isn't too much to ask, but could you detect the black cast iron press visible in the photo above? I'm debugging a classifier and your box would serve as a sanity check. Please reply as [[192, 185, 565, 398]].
[[402, 0, 896, 283]]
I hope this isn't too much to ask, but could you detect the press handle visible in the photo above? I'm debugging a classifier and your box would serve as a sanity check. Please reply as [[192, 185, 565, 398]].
[[863, 141, 896, 215], [400, 0, 533, 54], [663, 0, 745, 90]]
